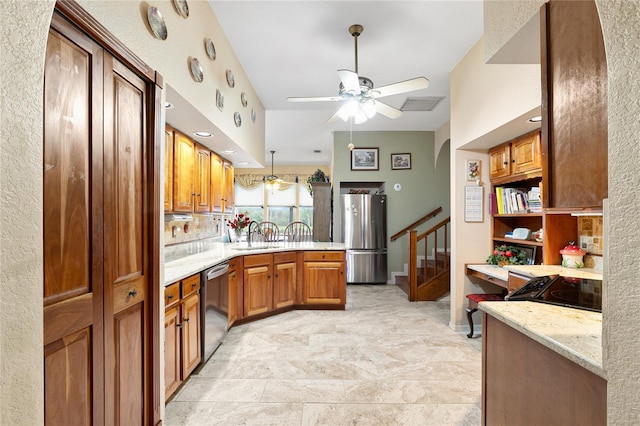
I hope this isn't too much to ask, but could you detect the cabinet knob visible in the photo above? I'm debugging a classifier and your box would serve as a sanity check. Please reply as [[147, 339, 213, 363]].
[[176, 323, 182, 328], [275, 273, 279, 278], [184, 317, 190, 322], [192, 283, 196, 288], [128, 289, 138, 297], [511, 159, 515, 163], [167, 294, 174, 300], [503, 161, 508, 165]]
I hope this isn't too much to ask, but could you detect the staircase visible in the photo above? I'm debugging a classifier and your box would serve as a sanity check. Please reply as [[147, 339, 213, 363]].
[[392, 213, 451, 301]]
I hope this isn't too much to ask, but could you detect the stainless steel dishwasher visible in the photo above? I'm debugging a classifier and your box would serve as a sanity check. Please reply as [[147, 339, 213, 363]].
[[200, 262, 229, 365]]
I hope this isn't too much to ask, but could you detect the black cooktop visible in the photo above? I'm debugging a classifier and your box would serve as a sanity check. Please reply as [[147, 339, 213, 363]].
[[506, 275, 602, 312]]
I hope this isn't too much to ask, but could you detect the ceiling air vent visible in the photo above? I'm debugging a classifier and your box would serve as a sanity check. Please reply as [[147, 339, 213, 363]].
[[400, 96, 445, 112]]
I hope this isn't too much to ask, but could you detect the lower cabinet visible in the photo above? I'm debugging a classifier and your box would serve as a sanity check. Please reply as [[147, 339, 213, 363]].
[[243, 254, 273, 317], [273, 252, 297, 309], [164, 274, 201, 401], [302, 251, 346, 305]]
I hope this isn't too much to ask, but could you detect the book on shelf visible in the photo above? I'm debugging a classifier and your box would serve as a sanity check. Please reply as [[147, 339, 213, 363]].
[[493, 183, 542, 214]]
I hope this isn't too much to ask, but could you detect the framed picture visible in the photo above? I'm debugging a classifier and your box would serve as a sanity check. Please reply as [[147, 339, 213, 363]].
[[391, 153, 411, 170], [466, 159, 481, 181], [510, 243, 537, 265], [215, 89, 224, 111], [351, 148, 379, 171]]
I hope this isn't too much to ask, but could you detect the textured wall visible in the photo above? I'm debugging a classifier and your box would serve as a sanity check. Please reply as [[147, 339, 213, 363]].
[[0, 1, 54, 424], [596, 0, 640, 422]]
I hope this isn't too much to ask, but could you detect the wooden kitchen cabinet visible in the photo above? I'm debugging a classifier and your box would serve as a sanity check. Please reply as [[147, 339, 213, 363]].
[[302, 251, 346, 305], [210, 152, 224, 213], [194, 144, 211, 212], [489, 130, 542, 183], [164, 274, 201, 401], [164, 127, 174, 212], [273, 252, 296, 309], [243, 254, 273, 317], [227, 258, 243, 327], [173, 131, 196, 212], [223, 160, 235, 213]]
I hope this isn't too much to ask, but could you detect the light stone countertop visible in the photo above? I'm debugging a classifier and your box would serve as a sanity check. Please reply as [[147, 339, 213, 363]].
[[479, 301, 605, 379], [164, 241, 346, 286]]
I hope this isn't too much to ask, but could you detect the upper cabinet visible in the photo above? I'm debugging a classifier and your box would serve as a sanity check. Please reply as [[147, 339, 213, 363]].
[[489, 130, 542, 183], [165, 126, 234, 214], [541, 0, 607, 209]]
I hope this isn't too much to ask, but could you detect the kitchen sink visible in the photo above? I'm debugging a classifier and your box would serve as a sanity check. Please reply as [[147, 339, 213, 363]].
[[230, 245, 270, 251]]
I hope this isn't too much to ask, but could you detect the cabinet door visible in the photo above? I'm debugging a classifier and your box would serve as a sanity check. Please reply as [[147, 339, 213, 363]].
[[164, 128, 174, 211], [164, 306, 182, 400], [244, 264, 273, 317], [210, 153, 224, 213], [223, 160, 235, 213], [489, 143, 511, 180], [181, 293, 201, 377], [194, 144, 211, 212], [303, 261, 346, 305], [173, 132, 195, 212], [227, 266, 237, 327], [273, 261, 296, 309], [511, 131, 541, 175]]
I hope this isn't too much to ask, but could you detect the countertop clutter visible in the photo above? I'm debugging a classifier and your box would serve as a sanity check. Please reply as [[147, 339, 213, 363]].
[[164, 240, 346, 285], [467, 263, 603, 281]]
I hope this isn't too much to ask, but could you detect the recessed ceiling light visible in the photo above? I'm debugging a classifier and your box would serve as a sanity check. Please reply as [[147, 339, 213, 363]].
[[528, 115, 542, 123], [221, 150, 236, 154], [236, 161, 251, 166], [193, 131, 212, 138], [165, 101, 174, 109]]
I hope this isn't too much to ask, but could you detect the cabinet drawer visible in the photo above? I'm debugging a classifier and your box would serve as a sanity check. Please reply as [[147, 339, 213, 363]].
[[304, 251, 344, 262], [181, 274, 200, 298], [273, 251, 296, 264], [243, 253, 272, 267], [113, 278, 146, 314], [164, 282, 180, 308]]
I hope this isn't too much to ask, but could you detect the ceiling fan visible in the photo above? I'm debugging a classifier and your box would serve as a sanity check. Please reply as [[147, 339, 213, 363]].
[[265, 150, 296, 186], [286, 24, 430, 124]]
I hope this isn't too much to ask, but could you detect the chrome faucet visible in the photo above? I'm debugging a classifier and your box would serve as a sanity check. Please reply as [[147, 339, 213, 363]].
[[247, 221, 260, 247]]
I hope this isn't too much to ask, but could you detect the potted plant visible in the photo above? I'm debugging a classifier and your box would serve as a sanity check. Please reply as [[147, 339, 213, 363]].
[[487, 244, 529, 267], [306, 169, 327, 195]]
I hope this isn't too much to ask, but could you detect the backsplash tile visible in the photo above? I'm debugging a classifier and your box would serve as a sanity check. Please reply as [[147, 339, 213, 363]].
[[164, 213, 230, 245], [578, 216, 603, 255]]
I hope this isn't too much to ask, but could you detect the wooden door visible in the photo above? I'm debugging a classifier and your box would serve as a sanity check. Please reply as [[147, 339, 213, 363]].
[[210, 153, 224, 213], [223, 160, 235, 213], [511, 131, 541, 175], [164, 306, 182, 400], [102, 52, 151, 426], [303, 261, 346, 305], [194, 144, 211, 212], [227, 265, 238, 327], [273, 253, 296, 309], [173, 131, 195, 212], [489, 143, 511, 180], [243, 258, 272, 317], [43, 18, 104, 426], [181, 293, 201, 377], [164, 127, 174, 211]]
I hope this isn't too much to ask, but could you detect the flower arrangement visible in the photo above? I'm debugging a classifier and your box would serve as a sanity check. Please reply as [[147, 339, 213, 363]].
[[487, 244, 529, 266], [227, 213, 250, 231], [306, 169, 327, 195]]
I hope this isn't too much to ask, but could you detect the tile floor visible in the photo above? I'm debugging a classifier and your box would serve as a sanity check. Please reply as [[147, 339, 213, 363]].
[[165, 284, 482, 425]]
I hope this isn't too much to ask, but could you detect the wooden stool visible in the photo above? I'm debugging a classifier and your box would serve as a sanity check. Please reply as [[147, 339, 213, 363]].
[[465, 293, 505, 338]]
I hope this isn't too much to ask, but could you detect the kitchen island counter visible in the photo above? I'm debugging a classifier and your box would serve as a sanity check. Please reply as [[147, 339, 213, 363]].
[[164, 241, 346, 286]]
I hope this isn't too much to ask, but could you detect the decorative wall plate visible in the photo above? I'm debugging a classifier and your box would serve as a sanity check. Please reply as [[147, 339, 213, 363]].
[[251, 109, 256, 123], [241, 92, 248, 107], [234, 112, 242, 127], [146, 6, 167, 40], [216, 89, 224, 111], [226, 69, 235, 88], [204, 38, 216, 60], [189, 57, 204, 83], [172, 0, 189, 18]]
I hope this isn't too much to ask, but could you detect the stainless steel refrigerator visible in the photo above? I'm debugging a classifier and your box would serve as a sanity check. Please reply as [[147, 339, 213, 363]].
[[341, 194, 387, 283]]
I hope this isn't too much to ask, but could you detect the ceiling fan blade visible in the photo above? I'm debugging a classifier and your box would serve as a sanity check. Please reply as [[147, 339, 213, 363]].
[[287, 95, 342, 102], [326, 108, 344, 124], [375, 101, 403, 119], [338, 69, 360, 95], [371, 77, 430, 98]]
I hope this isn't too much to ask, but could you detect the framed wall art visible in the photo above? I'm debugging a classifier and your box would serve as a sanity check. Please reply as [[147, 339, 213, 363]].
[[215, 89, 224, 111], [391, 153, 411, 170], [466, 159, 481, 181], [351, 148, 379, 171]]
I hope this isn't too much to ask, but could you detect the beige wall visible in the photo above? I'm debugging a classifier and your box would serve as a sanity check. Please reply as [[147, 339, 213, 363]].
[[449, 35, 541, 329], [2, 0, 640, 424]]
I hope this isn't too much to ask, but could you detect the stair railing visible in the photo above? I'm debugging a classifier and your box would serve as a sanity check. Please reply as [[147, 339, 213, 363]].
[[407, 217, 451, 301], [390, 206, 443, 242]]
